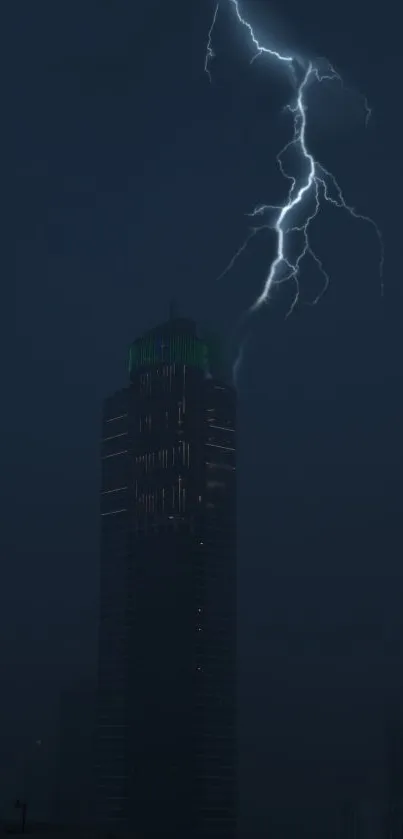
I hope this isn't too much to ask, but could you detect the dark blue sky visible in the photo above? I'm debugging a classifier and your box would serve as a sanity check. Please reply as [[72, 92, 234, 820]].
[[4, 0, 403, 834]]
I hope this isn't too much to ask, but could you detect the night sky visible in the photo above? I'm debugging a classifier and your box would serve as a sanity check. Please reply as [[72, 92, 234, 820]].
[[4, 0, 403, 835]]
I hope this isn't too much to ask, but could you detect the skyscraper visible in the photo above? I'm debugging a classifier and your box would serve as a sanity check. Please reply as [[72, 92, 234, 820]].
[[96, 315, 237, 838]]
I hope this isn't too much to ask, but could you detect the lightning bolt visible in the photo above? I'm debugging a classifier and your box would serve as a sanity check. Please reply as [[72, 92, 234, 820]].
[[205, 3, 219, 83], [205, 0, 384, 329]]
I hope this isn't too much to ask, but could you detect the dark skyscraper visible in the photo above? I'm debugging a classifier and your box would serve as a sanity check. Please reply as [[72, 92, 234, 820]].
[[96, 315, 237, 837]]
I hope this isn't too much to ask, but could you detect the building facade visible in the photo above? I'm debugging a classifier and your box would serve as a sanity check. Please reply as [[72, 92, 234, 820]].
[[96, 316, 237, 837]]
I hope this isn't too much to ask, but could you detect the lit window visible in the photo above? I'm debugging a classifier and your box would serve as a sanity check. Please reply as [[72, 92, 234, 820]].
[[101, 450, 128, 460], [102, 432, 128, 442], [101, 509, 127, 517], [101, 487, 128, 496], [106, 414, 128, 423]]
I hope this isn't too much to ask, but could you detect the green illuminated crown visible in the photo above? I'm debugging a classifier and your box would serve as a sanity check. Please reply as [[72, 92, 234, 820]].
[[128, 317, 221, 379]]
